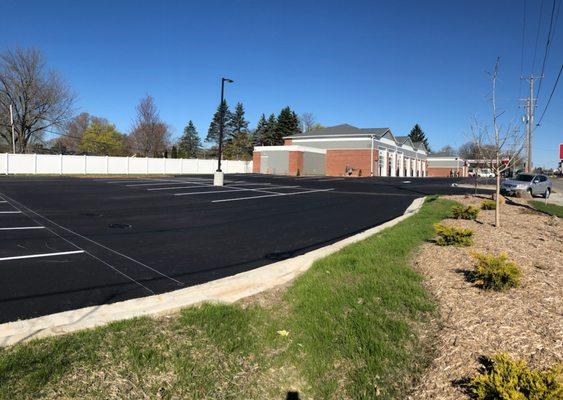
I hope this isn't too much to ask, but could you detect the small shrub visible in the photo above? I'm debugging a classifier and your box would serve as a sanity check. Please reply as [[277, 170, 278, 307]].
[[472, 252, 522, 291], [451, 205, 479, 220], [469, 353, 562, 400], [434, 224, 473, 246], [481, 200, 496, 210]]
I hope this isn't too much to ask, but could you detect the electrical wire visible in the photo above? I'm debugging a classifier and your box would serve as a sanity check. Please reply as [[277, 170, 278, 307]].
[[536, 0, 561, 100], [536, 63, 563, 126]]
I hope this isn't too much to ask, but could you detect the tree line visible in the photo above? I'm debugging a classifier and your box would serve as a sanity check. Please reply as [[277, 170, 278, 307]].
[[0, 47, 315, 160]]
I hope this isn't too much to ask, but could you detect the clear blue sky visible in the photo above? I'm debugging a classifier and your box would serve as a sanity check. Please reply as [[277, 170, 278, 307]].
[[2, 0, 562, 167]]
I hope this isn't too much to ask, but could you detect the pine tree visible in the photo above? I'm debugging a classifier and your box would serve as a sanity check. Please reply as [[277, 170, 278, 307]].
[[408, 124, 430, 150], [171, 145, 178, 158], [206, 100, 232, 145], [276, 106, 301, 141], [229, 102, 249, 139], [178, 120, 202, 158], [223, 103, 253, 160], [253, 114, 268, 146], [262, 114, 281, 145]]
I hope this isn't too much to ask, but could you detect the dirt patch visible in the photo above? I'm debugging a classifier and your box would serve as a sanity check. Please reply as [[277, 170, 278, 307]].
[[409, 195, 562, 399]]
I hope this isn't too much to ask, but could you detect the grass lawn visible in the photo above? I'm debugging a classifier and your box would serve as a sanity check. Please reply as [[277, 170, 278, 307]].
[[529, 200, 563, 218], [0, 197, 457, 400]]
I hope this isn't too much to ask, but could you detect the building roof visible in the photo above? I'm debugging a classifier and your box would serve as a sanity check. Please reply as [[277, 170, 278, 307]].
[[285, 124, 391, 139], [413, 141, 428, 152], [428, 151, 459, 158]]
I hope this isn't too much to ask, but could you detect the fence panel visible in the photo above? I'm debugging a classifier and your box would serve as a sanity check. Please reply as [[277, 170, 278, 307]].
[[2, 153, 252, 175]]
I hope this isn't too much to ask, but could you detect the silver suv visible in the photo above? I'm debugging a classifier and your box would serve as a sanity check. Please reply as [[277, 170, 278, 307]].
[[501, 173, 552, 198]]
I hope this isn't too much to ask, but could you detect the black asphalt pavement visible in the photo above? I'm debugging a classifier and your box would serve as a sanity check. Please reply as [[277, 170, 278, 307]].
[[0, 174, 488, 323]]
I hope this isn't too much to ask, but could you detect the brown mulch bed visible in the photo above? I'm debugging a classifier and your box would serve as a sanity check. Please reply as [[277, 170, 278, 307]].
[[409, 195, 562, 399]]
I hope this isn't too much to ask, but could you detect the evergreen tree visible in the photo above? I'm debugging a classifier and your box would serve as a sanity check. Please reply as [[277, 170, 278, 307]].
[[262, 114, 281, 145], [253, 114, 268, 146], [206, 100, 232, 145], [276, 106, 301, 140], [179, 120, 202, 158], [223, 102, 253, 160], [408, 124, 430, 150], [171, 145, 178, 159], [229, 102, 249, 139]]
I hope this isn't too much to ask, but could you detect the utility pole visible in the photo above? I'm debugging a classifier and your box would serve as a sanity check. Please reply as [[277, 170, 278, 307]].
[[521, 75, 540, 172], [9, 104, 16, 154]]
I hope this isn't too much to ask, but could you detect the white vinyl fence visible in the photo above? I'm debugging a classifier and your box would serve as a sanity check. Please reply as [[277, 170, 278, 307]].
[[0, 154, 253, 175]]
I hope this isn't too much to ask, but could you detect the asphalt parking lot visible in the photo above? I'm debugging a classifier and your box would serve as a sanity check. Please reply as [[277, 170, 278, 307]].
[[0, 174, 485, 323]]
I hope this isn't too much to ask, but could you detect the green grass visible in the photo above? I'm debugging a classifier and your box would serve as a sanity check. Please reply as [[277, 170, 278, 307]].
[[529, 200, 563, 218], [0, 197, 457, 400]]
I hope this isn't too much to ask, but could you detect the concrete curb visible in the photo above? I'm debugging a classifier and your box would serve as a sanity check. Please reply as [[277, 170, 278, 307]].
[[0, 197, 426, 347]]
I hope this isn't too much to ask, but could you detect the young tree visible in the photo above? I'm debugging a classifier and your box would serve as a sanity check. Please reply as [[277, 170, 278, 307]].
[[0, 47, 75, 152], [129, 95, 171, 157], [78, 119, 125, 156], [178, 120, 201, 158], [408, 124, 430, 150], [470, 58, 525, 228], [253, 114, 268, 146], [206, 100, 232, 146]]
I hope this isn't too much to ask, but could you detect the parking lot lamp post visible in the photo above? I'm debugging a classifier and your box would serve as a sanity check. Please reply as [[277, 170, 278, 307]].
[[214, 77, 234, 186]]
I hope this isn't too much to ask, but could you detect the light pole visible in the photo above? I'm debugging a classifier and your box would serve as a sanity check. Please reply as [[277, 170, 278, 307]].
[[214, 77, 234, 186]]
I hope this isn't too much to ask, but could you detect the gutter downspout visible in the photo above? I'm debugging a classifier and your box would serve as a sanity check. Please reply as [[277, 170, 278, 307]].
[[370, 135, 375, 176]]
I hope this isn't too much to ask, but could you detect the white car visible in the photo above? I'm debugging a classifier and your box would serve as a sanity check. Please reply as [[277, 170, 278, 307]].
[[476, 168, 495, 178]]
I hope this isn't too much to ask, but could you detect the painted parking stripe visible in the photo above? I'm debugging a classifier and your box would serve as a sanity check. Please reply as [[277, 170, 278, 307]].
[[212, 188, 335, 203], [173, 186, 276, 196], [0, 211, 22, 214], [173, 185, 301, 196], [317, 178, 345, 182], [0, 200, 7, 203], [0, 250, 85, 262], [147, 185, 214, 191], [225, 182, 273, 186], [0, 226, 46, 231], [127, 181, 211, 187]]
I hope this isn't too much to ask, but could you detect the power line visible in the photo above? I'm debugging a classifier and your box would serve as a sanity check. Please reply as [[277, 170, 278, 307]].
[[536, 63, 563, 126], [519, 0, 527, 98], [531, 0, 545, 73], [536, 0, 561, 100]]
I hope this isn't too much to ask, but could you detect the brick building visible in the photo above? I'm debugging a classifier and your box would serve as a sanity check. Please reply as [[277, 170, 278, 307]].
[[426, 154, 468, 177], [252, 124, 428, 177]]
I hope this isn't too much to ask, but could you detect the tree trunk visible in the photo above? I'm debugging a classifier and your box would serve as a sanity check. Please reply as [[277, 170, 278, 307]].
[[495, 173, 501, 227]]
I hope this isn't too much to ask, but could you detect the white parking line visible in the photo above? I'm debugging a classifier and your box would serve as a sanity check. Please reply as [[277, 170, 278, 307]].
[[317, 178, 345, 182], [147, 185, 213, 191], [0, 200, 7, 203], [174, 189, 250, 196], [105, 179, 176, 184], [225, 182, 273, 186], [0, 250, 85, 262], [0, 211, 22, 214], [0, 226, 46, 231], [127, 181, 211, 187], [212, 188, 335, 203]]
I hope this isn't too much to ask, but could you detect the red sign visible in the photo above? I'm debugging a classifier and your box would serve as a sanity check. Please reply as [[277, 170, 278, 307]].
[[560, 143, 563, 160]]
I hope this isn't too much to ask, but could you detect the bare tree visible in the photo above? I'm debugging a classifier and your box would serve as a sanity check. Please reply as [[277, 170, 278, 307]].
[[470, 58, 525, 227], [300, 112, 316, 132], [55, 112, 91, 153], [437, 145, 457, 156], [0, 47, 75, 153], [129, 95, 171, 156]]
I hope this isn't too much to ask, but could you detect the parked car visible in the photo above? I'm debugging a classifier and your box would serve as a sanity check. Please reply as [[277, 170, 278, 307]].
[[500, 173, 552, 198], [476, 168, 495, 178]]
